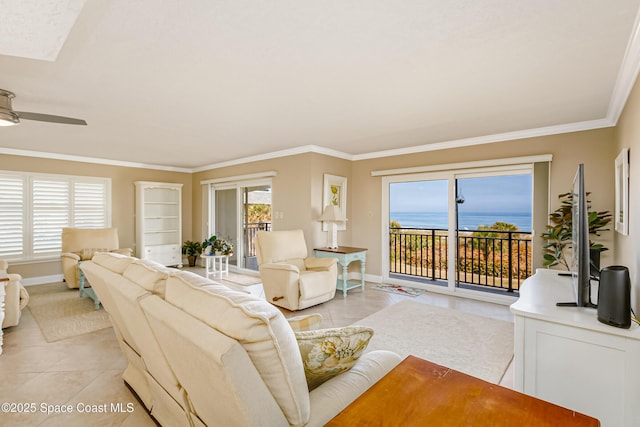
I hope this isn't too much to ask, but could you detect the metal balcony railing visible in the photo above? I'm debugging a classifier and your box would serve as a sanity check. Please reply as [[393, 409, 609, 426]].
[[389, 227, 532, 293], [245, 222, 271, 257]]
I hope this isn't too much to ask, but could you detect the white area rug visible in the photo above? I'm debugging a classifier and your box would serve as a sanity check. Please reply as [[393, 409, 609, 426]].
[[27, 283, 111, 342], [356, 300, 514, 383]]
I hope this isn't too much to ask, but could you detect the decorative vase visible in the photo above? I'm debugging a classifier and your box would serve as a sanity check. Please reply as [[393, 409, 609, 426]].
[[187, 255, 197, 267], [215, 251, 222, 256]]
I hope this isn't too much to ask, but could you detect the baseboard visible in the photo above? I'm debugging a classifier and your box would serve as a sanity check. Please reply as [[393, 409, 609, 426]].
[[21, 274, 64, 286]]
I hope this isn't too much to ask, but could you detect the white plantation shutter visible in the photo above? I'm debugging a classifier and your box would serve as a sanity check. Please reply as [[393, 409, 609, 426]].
[[32, 178, 70, 255], [73, 182, 107, 227], [0, 171, 111, 260], [0, 174, 24, 257]]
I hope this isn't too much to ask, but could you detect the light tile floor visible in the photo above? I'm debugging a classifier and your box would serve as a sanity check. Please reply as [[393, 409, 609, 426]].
[[0, 268, 514, 426]]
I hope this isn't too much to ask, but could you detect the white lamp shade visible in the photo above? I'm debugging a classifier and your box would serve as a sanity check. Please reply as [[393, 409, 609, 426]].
[[319, 205, 347, 222]]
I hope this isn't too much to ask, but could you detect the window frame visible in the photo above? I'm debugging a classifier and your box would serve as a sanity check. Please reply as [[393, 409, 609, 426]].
[[0, 170, 112, 262]]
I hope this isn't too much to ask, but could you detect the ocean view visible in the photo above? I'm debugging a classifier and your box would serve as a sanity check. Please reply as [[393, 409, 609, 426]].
[[390, 211, 532, 232]]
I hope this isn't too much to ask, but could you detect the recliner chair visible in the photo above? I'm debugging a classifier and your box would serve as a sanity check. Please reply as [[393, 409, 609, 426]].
[[60, 227, 132, 288], [1, 260, 29, 328], [254, 229, 338, 310]]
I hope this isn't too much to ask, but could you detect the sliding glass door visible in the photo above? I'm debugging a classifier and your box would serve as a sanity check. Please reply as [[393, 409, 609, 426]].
[[383, 166, 534, 302], [207, 179, 272, 272]]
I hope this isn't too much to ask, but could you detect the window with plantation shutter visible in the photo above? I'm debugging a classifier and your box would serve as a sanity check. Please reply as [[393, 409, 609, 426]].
[[0, 171, 111, 261], [0, 174, 24, 258], [32, 178, 70, 255], [73, 181, 108, 227]]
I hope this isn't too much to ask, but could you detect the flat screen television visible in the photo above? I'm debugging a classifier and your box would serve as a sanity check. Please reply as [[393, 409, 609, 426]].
[[557, 164, 596, 308]]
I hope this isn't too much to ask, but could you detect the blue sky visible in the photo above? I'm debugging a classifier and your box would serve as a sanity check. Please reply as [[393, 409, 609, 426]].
[[390, 174, 532, 213]]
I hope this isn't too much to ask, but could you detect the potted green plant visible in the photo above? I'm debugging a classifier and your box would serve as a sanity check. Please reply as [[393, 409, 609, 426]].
[[541, 192, 611, 270], [182, 240, 202, 267]]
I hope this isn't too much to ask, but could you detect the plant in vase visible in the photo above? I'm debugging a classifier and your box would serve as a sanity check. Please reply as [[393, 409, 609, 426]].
[[541, 192, 611, 270], [181, 240, 202, 267], [202, 235, 234, 256]]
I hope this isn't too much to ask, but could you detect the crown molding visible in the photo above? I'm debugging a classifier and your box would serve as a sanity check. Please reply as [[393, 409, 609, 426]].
[[352, 118, 613, 161], [191, 144, 353, 172], [0, 147, 193, 173], [607, 5, 640, 125]]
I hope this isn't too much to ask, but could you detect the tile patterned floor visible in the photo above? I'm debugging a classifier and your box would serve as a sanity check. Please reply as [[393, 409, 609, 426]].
[[0, 268, 514, 426]]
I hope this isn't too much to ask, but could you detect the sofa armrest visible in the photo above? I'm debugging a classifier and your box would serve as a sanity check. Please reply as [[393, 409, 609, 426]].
[[61, 252, 81, 261], [306, 350, 402, 427], [304, 257, 337, 271]]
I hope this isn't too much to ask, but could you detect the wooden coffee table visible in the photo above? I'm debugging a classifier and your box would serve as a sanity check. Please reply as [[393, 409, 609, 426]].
[[326, 355, 600, 426]]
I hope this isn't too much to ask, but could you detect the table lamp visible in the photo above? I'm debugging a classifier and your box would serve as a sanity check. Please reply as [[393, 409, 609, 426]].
[[319, 205, 347, 249]]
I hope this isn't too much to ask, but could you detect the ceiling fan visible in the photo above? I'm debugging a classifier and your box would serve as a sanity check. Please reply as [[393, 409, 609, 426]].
[[0, 88, 87, 126]]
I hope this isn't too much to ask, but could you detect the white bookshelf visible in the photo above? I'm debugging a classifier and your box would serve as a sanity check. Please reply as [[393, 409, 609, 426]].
[[135, 181, 183, 267]]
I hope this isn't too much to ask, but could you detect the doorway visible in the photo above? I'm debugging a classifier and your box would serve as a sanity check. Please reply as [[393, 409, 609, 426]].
[[207, 179, 272, 272]]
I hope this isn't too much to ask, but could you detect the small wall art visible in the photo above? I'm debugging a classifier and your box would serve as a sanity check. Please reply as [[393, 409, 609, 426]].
[[614, 148, 629, 235], [322, 174, 347, 231]]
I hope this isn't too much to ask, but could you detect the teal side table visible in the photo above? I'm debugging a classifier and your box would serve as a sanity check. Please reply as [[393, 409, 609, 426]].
[[78, 262, 101, 310], [314, 246, 367, 298]]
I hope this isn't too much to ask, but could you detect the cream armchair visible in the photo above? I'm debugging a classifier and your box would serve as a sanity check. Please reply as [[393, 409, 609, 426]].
[[1, 260, 29, 328], [255, 229, 338, 310], [61, 227, 132, 289]]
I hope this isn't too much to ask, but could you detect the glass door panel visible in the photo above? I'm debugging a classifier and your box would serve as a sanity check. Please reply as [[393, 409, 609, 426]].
[[214, 188, 238, 267], [243, 185, 272, 271], [388, 179, 449, 286], [454, 174, 532, 294]]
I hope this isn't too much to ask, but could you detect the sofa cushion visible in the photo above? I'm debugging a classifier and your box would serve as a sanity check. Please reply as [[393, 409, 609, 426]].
[[123, 259, 173, 296], [92, 252, 135, 274], [164, 274, 310, 426], [295, 326, 374, 391]]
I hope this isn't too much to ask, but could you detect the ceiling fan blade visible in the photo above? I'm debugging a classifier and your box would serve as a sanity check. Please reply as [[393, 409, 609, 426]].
[[16, 111, 87, 125]]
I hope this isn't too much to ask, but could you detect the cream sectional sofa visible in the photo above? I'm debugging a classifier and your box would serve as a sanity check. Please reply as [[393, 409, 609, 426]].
[[80, 252, 401, 426]]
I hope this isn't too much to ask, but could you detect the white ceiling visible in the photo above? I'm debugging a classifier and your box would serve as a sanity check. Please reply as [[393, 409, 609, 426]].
[[1, 0, 640, 171]]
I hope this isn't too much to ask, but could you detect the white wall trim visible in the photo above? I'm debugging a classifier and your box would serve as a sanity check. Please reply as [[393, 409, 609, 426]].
[[200, 171, 277, 185], [607, 5, 640, 125], [192, 145, 353, 172], [0, 119, 614, 173], [371, 154, 553, 177], [356, 119, 611, 162], [0, 147, 192, 173], [22, 274, 64, 286]]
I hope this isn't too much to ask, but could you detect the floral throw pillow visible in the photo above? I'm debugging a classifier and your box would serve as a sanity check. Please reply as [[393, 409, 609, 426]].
[[295, 326, 373, 390]]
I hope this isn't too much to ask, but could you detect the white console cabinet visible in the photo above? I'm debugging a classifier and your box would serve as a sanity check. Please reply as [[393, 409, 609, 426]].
[[511, 269, 640, 427], [135, 181, 183, 267]]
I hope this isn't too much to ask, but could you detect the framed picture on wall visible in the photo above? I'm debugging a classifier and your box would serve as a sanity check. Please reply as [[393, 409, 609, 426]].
[[614, 148, 629, 235], [322, 174, 347, 231]]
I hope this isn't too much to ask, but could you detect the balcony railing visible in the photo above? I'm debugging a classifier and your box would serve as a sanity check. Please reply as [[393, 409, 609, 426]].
[[245, 221, 271, 257], [389, 227, 532, 293]]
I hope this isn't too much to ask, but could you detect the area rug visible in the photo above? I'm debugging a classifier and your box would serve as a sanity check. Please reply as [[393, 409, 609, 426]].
[[372, 284, 425, 297], [27, 283, 111, 342], [356, 300, 514, 383]]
